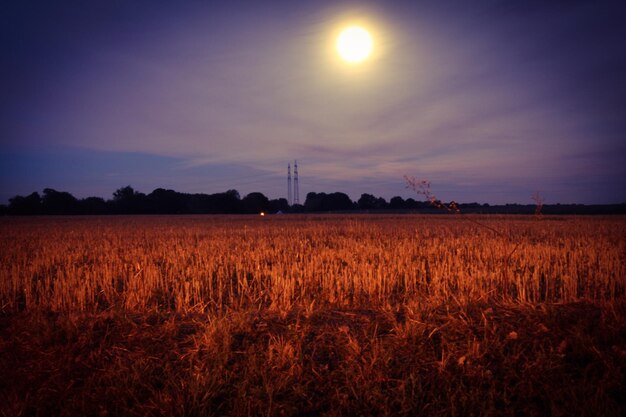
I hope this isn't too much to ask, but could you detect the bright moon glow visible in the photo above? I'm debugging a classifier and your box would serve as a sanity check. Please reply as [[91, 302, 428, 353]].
[[336, 26, 373, 63]]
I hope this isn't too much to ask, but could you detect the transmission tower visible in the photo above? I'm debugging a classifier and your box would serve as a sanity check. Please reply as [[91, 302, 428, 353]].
[[293, 160, 299, 205], [287, 163, 292, 206]]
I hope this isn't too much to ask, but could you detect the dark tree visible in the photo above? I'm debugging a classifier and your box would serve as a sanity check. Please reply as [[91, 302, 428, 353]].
[[323, 192, 354, 211], [147, 188, 184, 214], [290, 203, 305, 213], [42, 188, 79, 214], [112, 186, 147, 214], [304, 192, 323, 211], [186, 190, 242, 213], [241, 192, 269, 213], [113, 186, 135, 202], [212, 190, 241, 213], [225, 189, 240, 200], [390, 196, 405, 209], [268, 198, 289, 213], [357, 193, 387, 210], [3, 186, 625, 215], [186, 193, 211, 213], [358, 193, 378, 210], [404, 198, 417, 209], [305, 192, 354, 211], [79, 197, 108, 214], [8, 192, 42, 215]]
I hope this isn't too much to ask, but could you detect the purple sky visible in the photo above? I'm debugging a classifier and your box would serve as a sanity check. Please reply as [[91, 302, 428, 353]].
[[2, 0, 625, 204]]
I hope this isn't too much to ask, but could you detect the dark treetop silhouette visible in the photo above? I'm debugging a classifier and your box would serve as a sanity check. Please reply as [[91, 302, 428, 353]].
[[1, 186, 624, 215]]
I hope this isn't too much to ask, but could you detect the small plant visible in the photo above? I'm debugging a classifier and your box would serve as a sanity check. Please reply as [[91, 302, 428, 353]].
[[403, 177, 459, 213], [531, 191, 545, 217], [404, 175, 520, 262]]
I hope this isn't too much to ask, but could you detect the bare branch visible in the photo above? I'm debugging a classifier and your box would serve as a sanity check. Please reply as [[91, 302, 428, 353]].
[[531, 192, 545, 217]]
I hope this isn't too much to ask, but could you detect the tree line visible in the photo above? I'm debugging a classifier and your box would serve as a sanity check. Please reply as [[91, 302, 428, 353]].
[[1, 186, 624, 215], [0, 186, 430, 215]]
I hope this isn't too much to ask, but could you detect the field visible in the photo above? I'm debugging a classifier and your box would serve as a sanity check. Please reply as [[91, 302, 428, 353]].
[[1, 214, 625, 416]]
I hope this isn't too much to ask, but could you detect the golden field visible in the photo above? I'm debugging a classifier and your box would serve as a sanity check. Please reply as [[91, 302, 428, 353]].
[[1, 215, 625, 416]]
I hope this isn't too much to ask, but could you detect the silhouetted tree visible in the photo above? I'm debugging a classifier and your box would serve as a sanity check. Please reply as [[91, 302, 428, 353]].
[[307, 192, 321, 211], [358, 193, 377, 210], [112, 186, 146, 214], [305, 192, 354, 211], [79, 197, 108, 214], [226, 189, 240, 200], [357, 193, 388, 210], [241, 192, 269, 213], [304, 192, 323, 211], [211, 190, 241, 213], [403, 198, 431, 210], [186, 193, 211, 213], [147, 188, 184, 214], [405, 198, 416, 209], [323, 192, 354, 211], [113, 186, 135, 201], [42, 188, 79, 214], [9, 192, 42, 215], [390, 196, 405, 209], [290, 203, 305, 213], [4, 185, 624, 215], [268, 198, 289, 213], [186, 190, 241, 214]]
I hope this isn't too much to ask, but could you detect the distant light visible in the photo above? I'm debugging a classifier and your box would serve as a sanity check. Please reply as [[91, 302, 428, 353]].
[[260, 212, 265, 216]]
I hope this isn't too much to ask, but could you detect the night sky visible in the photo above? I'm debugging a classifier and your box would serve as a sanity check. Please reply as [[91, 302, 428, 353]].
[[2, 0, 625, 205]]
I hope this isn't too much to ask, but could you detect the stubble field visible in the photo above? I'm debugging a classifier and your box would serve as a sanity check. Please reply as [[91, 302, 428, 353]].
[[1, 215, 625, 416]]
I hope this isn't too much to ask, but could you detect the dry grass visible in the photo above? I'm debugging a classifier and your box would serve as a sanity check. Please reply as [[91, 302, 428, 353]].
[[1, 214, 625, 416]]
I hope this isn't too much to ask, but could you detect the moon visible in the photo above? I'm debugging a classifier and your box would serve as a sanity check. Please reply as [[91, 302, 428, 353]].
[[336, 26, 373, 63]]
